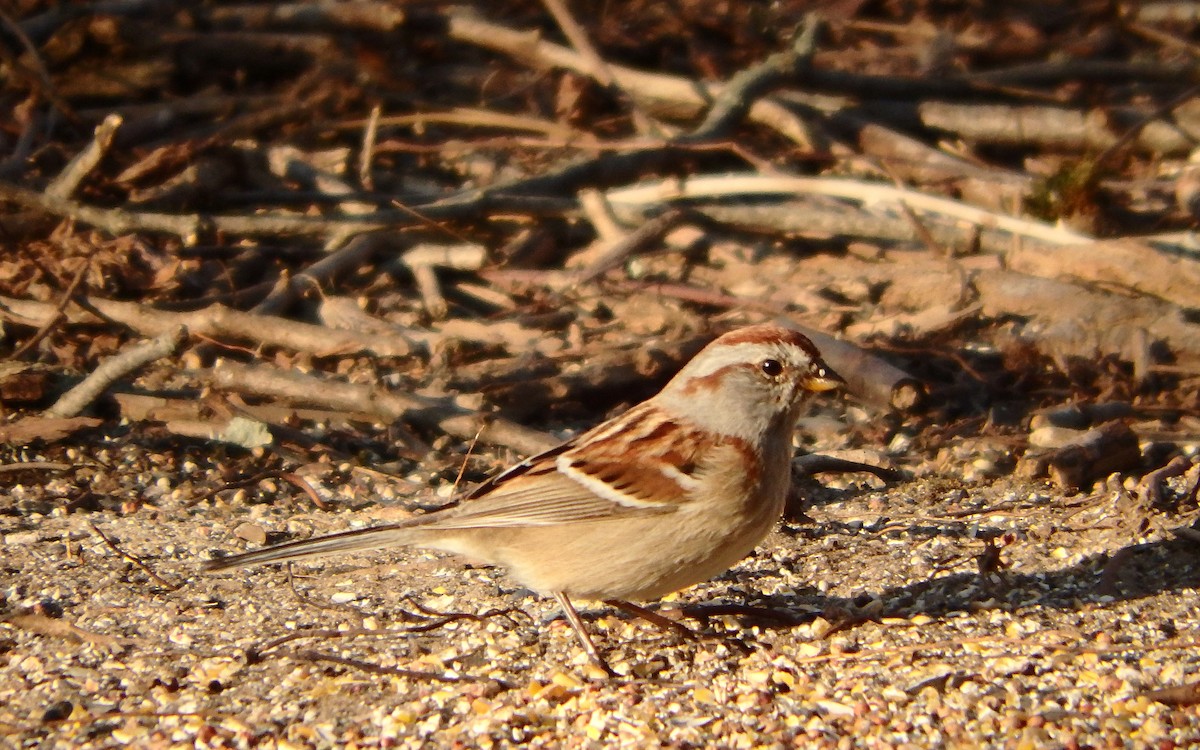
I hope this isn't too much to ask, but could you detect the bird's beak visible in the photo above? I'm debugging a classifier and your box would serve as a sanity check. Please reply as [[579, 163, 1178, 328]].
[[802, 366, 844, 393]]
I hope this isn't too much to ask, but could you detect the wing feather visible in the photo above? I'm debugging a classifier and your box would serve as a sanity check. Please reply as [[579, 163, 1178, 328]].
[[422, 472, 666, 529], [427, 402, 744, 530]]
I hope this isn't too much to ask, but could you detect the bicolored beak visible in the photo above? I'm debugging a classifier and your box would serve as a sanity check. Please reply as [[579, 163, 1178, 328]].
[[802, 365, 844, 393]]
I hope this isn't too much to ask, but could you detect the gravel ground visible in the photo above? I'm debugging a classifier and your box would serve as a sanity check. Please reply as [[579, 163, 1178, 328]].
[[2, 435, 1198, 748]]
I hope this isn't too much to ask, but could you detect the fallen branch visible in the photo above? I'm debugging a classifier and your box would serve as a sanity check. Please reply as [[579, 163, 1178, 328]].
[[683, 14, 821, 141], [446, 9, 822, 151], [604, 173, 1091, 247], [252, 232, 386, 316], [44, 326, 187, 419], [908, 100, 1195, 156], [0, 294, 417, 358], [397, 243, 488, 320], [569, 207, 692, 285], [46, 114, 122, 199], [540, 0, 660, 135], [208, 359, 556, 457], [789, 325, 925, 412]]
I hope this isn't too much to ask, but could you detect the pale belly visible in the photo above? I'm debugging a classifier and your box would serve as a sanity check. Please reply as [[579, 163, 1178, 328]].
[[426, 495, 785, 601]]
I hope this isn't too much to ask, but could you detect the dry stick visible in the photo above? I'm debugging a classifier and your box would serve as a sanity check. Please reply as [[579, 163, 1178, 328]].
[[540, 0, 660, 136], [1124, 17, 1200, 57], [44, 326, 187, 419], [445, 9, 821, 151], [789, 325, 924, 412], [1137, 456, 1194, 508], [0, 461, 71, 473], [0, 180, 571, 242], [208, 359, 556, 457], [903, 100, 1194, 156], [823, 106, 1032, 188], [46, 114, 123, 199], [1092, 83, 1200, 168], [398, 243, 488, 320], [114, 77, 336, 180], [88, 523, 181, 590], [578, 188, 625, 241], [199, 1, 406, 33], [0, 181, 386, 243], [359, 103, 381, 190], [604, 173, 1091, 247], [1023, 421, 1143, 491], [793, 454, 906, 483], [398, 242, 482, 319], [0, 294, 416, 358], [252, 232, 384, 316], [684, 14, 821, 142], [656, 200, 1033, 257], [570, 207, 690, 285], [4, 610, 126, 650]]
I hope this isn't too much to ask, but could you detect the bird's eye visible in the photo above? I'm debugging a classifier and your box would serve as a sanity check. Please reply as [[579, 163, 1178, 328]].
[[760, 358, 783, 377]]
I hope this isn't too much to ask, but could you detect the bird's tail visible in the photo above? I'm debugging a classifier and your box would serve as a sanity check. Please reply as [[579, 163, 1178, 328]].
[[203, 523, 421, 571]]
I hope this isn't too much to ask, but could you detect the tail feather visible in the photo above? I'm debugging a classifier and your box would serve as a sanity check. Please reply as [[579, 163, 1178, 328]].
[[203, 524, 420, 571]]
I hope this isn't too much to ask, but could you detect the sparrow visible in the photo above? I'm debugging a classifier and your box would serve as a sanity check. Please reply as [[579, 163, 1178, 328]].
[[205, 324, 842, 671]]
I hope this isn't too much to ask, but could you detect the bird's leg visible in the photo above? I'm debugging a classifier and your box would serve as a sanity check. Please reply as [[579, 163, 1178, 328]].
[[610, 599, 756, 656], [604, 599, 699, 640], [553, 591, 615, 676]]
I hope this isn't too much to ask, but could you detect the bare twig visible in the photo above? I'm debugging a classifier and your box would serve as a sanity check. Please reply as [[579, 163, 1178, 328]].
[[446, 9, 821, 150], [1137, 456, 1194, 508], [89, 523, 181, 591], [0, 294, 417, 359], [208, 359, 556, 457], [604, 173, 1091, 247], [44, 325, 187, 419], [570, 207, 691, 285], [684, 14, 821, 141], [0, 181, 553, 244], [0, 461, 72, 473], [46, 114, 123, 199], [252, 232, 385, 316], [359, 103, 381, 190], [540, 0, 660, 135], [0, 7, 77, 122]]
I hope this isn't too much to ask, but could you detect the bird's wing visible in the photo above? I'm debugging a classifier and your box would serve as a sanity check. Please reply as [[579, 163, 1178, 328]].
[[422, 470, 664, 529], [424, 403, 723, 530]]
